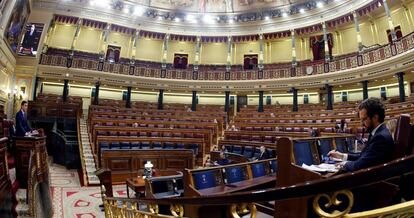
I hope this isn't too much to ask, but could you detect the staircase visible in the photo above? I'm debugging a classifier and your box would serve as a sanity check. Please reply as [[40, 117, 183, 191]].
[[79, 117, 100, 185]]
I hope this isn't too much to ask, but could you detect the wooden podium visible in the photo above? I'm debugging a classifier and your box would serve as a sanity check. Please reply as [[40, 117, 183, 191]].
[[13, 136, 48, 188]]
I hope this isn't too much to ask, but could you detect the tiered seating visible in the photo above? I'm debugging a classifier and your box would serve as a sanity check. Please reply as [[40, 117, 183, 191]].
[[28, 94, 83, 119]]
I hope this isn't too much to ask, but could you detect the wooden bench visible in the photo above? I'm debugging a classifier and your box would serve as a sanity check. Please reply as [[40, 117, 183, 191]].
[[96, 136, 205, 166], [101, 149, 194, 183], [218, 139, 277, 160]]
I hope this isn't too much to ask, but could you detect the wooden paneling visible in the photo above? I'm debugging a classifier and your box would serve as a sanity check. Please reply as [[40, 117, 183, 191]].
[[101, 149, 195, 183]]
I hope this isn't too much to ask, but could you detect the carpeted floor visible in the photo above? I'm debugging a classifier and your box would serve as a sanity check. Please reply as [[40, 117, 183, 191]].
[[50, 164, 127, 218]]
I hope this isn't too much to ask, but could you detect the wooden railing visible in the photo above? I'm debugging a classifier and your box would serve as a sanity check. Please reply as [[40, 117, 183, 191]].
[[40, 31, 414, 81], [103, 152, 414, 218]]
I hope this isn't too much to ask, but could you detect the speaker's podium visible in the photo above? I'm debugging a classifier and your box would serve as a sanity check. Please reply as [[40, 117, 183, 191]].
[[13, 135, 48, 188]]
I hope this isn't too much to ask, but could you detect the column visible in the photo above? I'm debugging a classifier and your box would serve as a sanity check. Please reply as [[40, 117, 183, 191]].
[[98, 24, 111, 70], [40, 18, 56, 57], [361, 80, 369, 100], [194, 36, 201, 71], [130, 30, 140, 63], [93, 81, 100, 105], [70, 18, 83, 51], [258, 91, 264, 112], [258, 34, 264, 70], [396, 72, 405, 102], [382, 0, 397, 42], [291, 88, 298, 112], [226, 36, 232, 72], [224, 91, 230, 112], [62, 79, 69, 102], [191, 91, 197, 111], [353, 11, 363, 53], [325, 84, 333, 110], [32, 76, 39, 101], [161, 34, 170, 70], [126, 86, 132, 108], [322, 22, 330, 61], [291, 29, 297, 66], [158, 89, 164, 110]]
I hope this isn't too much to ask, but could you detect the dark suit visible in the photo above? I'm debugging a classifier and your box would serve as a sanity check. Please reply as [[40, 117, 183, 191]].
[[15, 110, 31, 136], [344, 124, 394, 172], [258, 150, 269, 160]]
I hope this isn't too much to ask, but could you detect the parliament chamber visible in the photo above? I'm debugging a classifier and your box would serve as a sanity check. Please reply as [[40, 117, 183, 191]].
[[2, 0, 414, 217]]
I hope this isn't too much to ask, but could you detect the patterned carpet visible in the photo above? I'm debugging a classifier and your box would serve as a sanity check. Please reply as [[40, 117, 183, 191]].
[[50, 164, 127, 218]]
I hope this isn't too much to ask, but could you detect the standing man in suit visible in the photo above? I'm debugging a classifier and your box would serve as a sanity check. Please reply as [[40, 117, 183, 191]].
[[15, 101, 32, 136], [328, 98, 394, 172]]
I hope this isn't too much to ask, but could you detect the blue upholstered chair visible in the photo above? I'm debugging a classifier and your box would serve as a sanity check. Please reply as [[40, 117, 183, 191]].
[[192, 171, 218, 190], [164, 142, 175, 149], [141, 142, 150, 149], [152, 142, 162, 149], [224, 145, 233, 153], [268, 149, 276, 158], [293, 140, 315, 166], [335, 138, 348, 153], [99, 141, 109, 149], [130, 142, 140, 149], [253, 148, 261, 159], [243, 146, 254, 158], [189, 144, 199, 155], [176, 143, 185, 149], [232, 146, 243, 155], [110, 142, 120, 149], [251, 162, 266, 178], [120, 142, 130, 149], [318, 139, 333, 159], [225, 166, 246, 184]]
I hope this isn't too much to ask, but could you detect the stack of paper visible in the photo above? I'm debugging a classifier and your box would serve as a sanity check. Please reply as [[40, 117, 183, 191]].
[[301, 163, 339, 173]]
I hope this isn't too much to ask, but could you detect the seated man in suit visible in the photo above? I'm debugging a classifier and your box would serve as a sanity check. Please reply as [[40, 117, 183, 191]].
[[15, 101, 34, 136], [328, 98, 394, 172], [215, 152, 231, 166], [257, 146, 269, 160]]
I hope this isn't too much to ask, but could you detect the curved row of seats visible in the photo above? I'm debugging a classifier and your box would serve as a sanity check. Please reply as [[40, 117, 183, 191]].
[[99, 141, 200, 155]]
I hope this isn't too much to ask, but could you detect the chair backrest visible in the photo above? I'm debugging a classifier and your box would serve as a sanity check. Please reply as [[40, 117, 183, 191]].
[[192, 170, 220, 190], [317, 139, 333, 159], [335, 138, 348, 153], [225, 166, 247, 184], [251, 162, 266, 178], [243, 146, 254, 158], [232, 146, 243, 155], [393, 114, 412, 158], [293, 140, 318, 166]]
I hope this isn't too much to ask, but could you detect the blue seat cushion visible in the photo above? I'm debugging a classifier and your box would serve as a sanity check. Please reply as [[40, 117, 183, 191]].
[[141, 142, 150, 149], [130, 142, 140, 148], [153, 142, 162, 149], [120, 142, 130, 149]]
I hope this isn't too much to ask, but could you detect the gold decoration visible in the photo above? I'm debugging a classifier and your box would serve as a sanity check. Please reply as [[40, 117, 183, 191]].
[[230, 203, 257, 218], [313, 189, 354, 218], [345, 199, 414, 218], [149, 203, 160, 214], [170, 204, 184, 217]]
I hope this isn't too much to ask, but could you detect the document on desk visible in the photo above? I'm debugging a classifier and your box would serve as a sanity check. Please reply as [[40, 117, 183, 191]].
[[301, 163, 339, 173]]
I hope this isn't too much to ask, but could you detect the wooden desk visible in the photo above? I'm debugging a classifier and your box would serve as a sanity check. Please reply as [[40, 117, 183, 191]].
[[126, 177, 146, 198], [13, 136, 48, 188]]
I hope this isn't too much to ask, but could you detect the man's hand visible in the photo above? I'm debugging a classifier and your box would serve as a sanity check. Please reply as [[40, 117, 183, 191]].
[[327, 150, 345, 160]]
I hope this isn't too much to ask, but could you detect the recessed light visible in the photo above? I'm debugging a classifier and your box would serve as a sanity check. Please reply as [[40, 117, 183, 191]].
[[299, 8, 305, 13], [282, 12, 288, 17], [316, 2, 323, 8], [264, 16, 270, 20], [174, 17, 180, 22]]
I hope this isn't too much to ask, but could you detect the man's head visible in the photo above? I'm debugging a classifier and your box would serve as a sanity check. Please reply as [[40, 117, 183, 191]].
[[219, 152, 225, 159], [358, 98, 385, 131], [260, 145, 266, 153], [21, 101, 28, 112]]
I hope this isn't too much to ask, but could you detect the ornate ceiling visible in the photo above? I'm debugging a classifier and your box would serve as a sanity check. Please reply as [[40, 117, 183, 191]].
[[34, 0, 373, 35]]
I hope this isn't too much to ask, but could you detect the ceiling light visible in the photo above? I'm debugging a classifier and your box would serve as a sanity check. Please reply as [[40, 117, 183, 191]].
[[186, 14, 195, 21], [299, 8, 305, 13], [133, 6, 144, 16], [174, 17, 180, 22], [316, 2, 323, 8], [228, 18, 234, 24], [282, 12, 288, 17], [158, 16, 163, 20], [123, 7, 129, 14], [203, 15, 215, 24], [265, 16, 270, 20]]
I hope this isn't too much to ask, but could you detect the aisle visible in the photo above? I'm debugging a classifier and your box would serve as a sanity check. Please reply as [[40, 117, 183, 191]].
[[50, 164, 127, 218]]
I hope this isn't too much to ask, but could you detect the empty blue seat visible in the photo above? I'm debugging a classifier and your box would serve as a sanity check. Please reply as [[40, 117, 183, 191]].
[[293, 140, 316, 166], [232, 146, 243, 155], [225, 166, 246, 184], [243, 146, 254, 158], [192, 171, 218, 190], [335, 138, 348, 153], [120, 142, 130, 149], [318, 139, 333, 159], [164, 142, 175, 149], [130, 142, 140, 148], [153, 142, 162, 149], [268, 149, 276, 158], [224, 145, 233, 152], [251, 162, 266, 178], [141, 142, 150, 149], [110, 142, 120, 149], [176, 143, 185, 149], [189, 144, 199, 155], [99, 141, 109, 149]]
